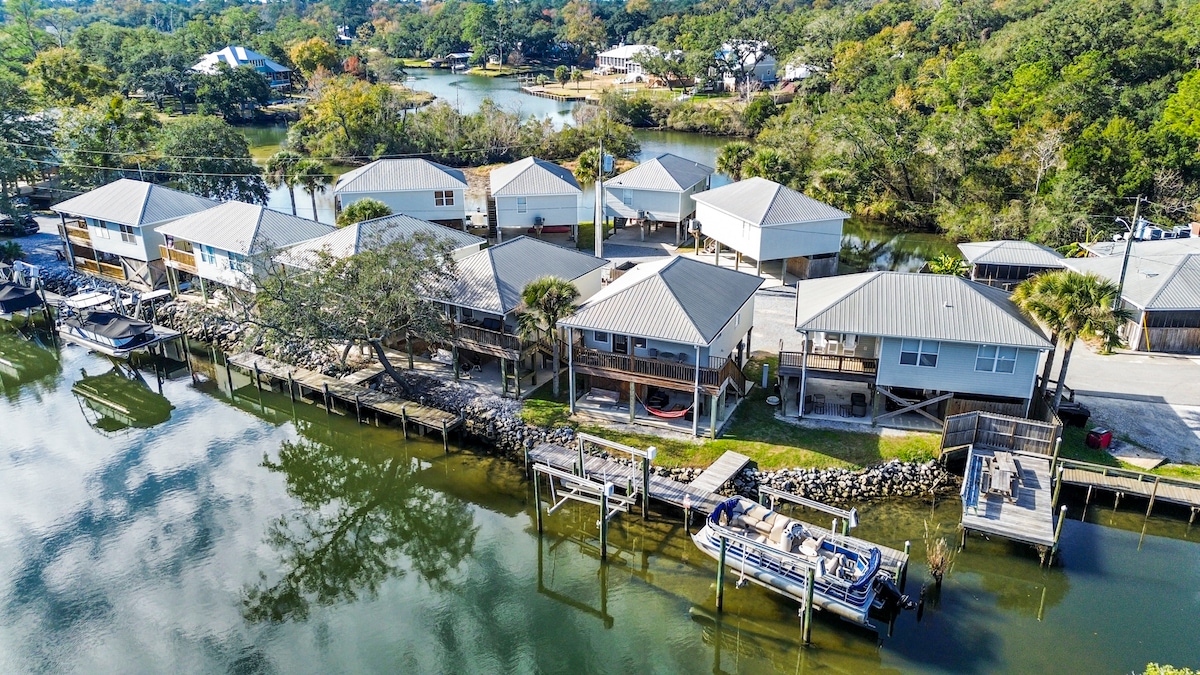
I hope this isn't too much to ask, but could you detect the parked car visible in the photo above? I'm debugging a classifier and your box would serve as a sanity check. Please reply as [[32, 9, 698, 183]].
[[0, 213, 39, 237]]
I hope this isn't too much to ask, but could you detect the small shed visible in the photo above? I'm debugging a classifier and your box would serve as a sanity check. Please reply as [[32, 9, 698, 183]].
[[957, 240, 1065, 290]]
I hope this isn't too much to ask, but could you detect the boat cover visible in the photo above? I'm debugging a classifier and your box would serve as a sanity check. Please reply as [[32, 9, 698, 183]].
[[0, 283, 42, 313], [66, 311, 153, 340]]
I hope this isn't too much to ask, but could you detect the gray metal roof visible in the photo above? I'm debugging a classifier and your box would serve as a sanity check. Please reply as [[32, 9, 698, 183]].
[[334, 158, 467, 194], [1062, 254, 1200, 311], [1081, 237, 1200, 257], [604, 153, 713, 192], [957, 240, 1066, 268], [794, 271, 1051, 349], [52, 179, 218, 227], [156, 202, 335, 255], [490, 157, 581, 197], [439, 236, 608, 315], [692, 177, 848, 226], [560, 256, 763, 346], [279, 213, 484, 267]]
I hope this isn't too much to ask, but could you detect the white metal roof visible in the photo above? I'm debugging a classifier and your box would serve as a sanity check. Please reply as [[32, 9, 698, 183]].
[[334, 158, 467, 194], [279, 213, 483, 268], [438, 237, 607, 315], [604, 153, 713, 192], [794, 271, 1051, 349], [692, 177, 848, 226], [598, 44, 655, 60], [560, 256, 763, 346], [957, 240, 1066, 268], [156, 202, 335, 255], [1081, 237, 1200, 257], [1062, 254, 1200, 311], [191, 46, 291, 74], [489, 157, 581, 197], [52, 179, 218, 228]]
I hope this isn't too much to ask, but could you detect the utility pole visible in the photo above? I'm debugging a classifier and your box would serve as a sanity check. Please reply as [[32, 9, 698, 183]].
[[1115, 195, 1142, 310], [595, 132, 604, 259]]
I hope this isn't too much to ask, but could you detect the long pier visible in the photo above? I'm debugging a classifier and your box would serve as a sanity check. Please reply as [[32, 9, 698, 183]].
[[1058, 458, 1200, 522], [226, 352, 462, 446]]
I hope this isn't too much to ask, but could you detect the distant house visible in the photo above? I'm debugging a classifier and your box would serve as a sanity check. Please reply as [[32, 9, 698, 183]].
[[156, 202, 334, 293], [52, 179, 217, 289], [279, 213, 485, 270], [434, 237, 607, 391], [560, 256, 761, 437], [779, 272, 1052, 428], [488, 157, 582, 241], [692, 176, 847, 280], [334, 159, 468, 229], [603, 153, 713, 242], [596, 45, 655, 75], [957, 240, 1066, 290], [782, 59, 820, 82], [191, 46, 292, 89], [719, 41, 777, 91], [1062, 253, 1200, 354]]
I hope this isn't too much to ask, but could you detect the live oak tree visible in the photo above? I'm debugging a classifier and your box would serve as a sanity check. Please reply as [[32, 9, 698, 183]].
[[156, 115, 268, 202], [253, 231, 457, 397], [56, 95, 159, 188]]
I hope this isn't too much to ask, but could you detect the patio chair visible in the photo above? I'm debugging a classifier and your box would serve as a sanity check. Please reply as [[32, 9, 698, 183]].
[[843, 334, 858, 357], [850, 392, 867, 417], [647, 347, 658, 358], [676, 352, 687, 364]]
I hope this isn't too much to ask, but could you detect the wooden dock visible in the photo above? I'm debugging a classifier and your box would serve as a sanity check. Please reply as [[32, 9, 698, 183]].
[[961, 446, 1059, 552], [226, 352, 462, 440], [1059, 459, 1200, 521], [689, 451, 751, 494]]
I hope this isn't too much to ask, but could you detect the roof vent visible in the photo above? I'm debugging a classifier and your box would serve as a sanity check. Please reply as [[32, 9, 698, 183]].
[[943, 300, 953, 308]]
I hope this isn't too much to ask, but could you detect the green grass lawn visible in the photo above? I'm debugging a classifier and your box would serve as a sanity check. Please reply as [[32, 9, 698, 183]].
[[520, 358, 941, 471], [1057, 421, 1200, 481]]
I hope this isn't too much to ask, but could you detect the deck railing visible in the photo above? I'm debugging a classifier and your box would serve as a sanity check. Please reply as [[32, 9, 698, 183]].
[[779, 351, 879, 376], [62, 219, 91, 244], [73, 257, 100, 274], [451, 323, 531, 355], [97, 261, 126, 280], [158, 245, 198, 273], [572, 345, 745, 391]]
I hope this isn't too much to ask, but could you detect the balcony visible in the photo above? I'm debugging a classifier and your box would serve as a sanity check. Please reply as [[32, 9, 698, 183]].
[[450, 322, 535, 360], [778, 351, 879, 379], [571, 346, 746, 394], [159, 246, 198, 274], [73, 257, 126, 281], [61, 219, 91, 247]]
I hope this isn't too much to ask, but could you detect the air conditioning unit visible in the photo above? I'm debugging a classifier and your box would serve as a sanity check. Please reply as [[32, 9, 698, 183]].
[[637, 210, 648, 220], [1175, 225, 1192, 239], [1146, 226, 1164, 240], [534, 215, 544, 227]]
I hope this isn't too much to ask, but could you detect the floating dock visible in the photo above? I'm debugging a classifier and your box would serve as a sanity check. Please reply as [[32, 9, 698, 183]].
[[1059, 458, 1200, 522]]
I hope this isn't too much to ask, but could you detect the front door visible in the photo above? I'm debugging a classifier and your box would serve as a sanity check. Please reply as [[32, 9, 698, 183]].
[[613, 335, 629, 355]]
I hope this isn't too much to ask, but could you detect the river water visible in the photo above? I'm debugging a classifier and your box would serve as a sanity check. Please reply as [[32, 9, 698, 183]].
[[246, 70, 955, 271], [1, 324, 1198, 673]]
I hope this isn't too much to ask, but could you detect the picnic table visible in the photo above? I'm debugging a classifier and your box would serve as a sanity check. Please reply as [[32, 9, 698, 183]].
[[988, 451, 1021, 502]]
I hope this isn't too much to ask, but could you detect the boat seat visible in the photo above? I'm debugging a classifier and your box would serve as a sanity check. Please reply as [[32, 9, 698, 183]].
[[828, 553, 847, 579], [753, 520, 775, 536], [745, 505, 772, 521], [800, 536, 826, 557]]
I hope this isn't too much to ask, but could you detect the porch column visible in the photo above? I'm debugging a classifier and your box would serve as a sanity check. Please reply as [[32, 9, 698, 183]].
[[798, 330, 808, 419], [745, 327, 752, 366], [709, 393, 718, 439], [629, 378, 637, 423], [452, 344, 459, 381], [199, 275, 208, 302], [755, 257, 762, 276], [515, 360, 522, 398], [568, 329, 576, 414], [735, 251, 740, 270], [60, 214, 75, 269], [501, 357, 508, 396], [714, 241, 720, 266], [692, 345, 702, 437]]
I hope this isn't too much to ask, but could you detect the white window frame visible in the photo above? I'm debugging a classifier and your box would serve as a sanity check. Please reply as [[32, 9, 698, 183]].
[[119, 223, 136, 244], [435, 190, 455, 207], [516, 196, 527, 213], [200, 245, 217, 265], [899, 339, 939, 368], [975, 345, 1018, 373], [93, 220, 111, 239]]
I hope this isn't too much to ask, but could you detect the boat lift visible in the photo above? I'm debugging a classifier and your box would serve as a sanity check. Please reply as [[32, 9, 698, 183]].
[[531, 462, 638, 561]]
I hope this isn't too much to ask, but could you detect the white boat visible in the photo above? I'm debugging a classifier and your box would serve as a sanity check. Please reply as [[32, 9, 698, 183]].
[[692, 497, 911, 628], [58, 309, 158, 357]]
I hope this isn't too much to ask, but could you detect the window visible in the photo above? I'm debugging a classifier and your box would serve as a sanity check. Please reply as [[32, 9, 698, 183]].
[[622, 189, 633, 206], [435, 190, 455, 207], [899, 339, 939, 367], [633, 337, 647, 349], [229, 253, 251, 274], [594, 331, 610, 343], [976, 345, 1018, 373], [119, 223, 136, 243], [516, 196, 527, 213], [93, 221, 111, 239], [200, 245, 216, 265]]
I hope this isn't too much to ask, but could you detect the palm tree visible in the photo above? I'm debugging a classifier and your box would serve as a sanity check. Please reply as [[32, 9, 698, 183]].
[[294, 159, 333, 223], [265, 150, 303, 216], [926, 253, 969, 277], [1015, 270, 1131, 410], [516, 276, 581, 397]]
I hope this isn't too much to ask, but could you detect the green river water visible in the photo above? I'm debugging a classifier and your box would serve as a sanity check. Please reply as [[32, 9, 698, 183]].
[[0, 325, 1198, 673]]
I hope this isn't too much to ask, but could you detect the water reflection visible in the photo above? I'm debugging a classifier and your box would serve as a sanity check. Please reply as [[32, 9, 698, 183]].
[[840, 219, 958, 273], [71, 364, 174, 432], [0, 328, 60, 398], [242, 425, 478, 623]]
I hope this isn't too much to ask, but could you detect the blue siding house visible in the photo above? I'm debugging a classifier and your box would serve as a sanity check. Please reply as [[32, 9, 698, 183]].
[[778, 272, 1052, 428]]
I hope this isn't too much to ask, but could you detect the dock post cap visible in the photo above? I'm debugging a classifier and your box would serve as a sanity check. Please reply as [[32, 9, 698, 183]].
[[848, 507, 859, 529], [603, 482, 615, 497], [646, 446, 658, 460]]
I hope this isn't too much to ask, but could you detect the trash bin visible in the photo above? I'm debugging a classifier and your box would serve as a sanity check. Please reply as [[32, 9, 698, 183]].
[[1057, 402, 1091, 428], [1085, 427, 1113, 449]]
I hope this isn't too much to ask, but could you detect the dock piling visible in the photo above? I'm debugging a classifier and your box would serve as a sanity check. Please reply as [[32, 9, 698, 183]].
[[600, 483, 611, 560], [354, 394, 363, 423], [322, 383, 331, 414], [533, 471, 543, 533], [287, 373, 296, 403], [715, 536, 727, 611], [899, 540, 911, 592], [1052, 464, 1064, 507], [401, 406, 409, 439], [802, 566, 815, 645], [442, 420, 449, 452], [253, 364, 262, 392], [1146, 477, 1161, 517], [1050, 504, 1068, 564]]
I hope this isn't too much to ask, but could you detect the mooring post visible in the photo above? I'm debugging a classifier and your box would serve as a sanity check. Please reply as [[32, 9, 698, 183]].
[[401, 406, 409, 439], [442, 420, 449, 453], [182, 335, 194, 379], [1051, 436, 1062, 473], [900, 540, 911, 593], [1052, 464, 1064, 508], [354, 394, 363, 424], [287, 373, 296, 403], [642, 446, 657, 519], [533, 470, 543, 533], [802, 566, 815, 645], [223, 358, 234, 397], [960, 526, 967, 551], [716, 537, 727, 612], [599, 482, 613, 561], [576, 438, 586, 477], [322, 383, 331, 414], [1146, 477, 1161, 517], [253, 363, 262, 392], [1051, 504, 1068, 563]]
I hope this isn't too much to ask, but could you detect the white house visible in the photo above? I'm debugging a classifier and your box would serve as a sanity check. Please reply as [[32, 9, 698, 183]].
[[53, 179, 218, 289], [156, 202, 334, 293], [603, 153, 713, 242], [191, 46, 292, 89], [560, 255, 762, 437], [278, 213, 485, 270], [778, 272, 1053, 428], [783, 57, 821, 82], [489, 157, 582, 241], [596, 45, 656, 76], [692, 176, 847, 280], [334, 158, 468, 228], [719, 41, 777, 91]]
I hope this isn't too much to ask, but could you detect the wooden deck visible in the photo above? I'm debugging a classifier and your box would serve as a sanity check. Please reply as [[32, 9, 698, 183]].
[[689, 451, 750, 494], [227, 352, 461, 433], [961, 446, 1057, 548], [1059, 459, 1200, 515]]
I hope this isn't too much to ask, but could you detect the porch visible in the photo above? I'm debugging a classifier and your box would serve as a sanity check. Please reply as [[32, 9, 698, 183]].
[[159, 245, 198, 275], [570, 345, 746, 394], [449, 320, 537, 362], [60, 219, 91, 248], [778, 377, 944, 432], [570, 377, 741, 437]]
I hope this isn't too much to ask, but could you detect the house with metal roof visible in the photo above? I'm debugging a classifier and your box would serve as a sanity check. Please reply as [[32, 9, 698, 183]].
[[488, 157, 582, 241], [191, 46, 292, 89], [957, 240, 1065, 290], [692, 177, 847, 281], [1062, 253, 1200, 354], [156, 202, 334, 293], [52, 179, 218, 289], [778, 272, 1052, 428], [433, 237, 607, 394], [279, 213, 484, 270], [334, 159, 468, 228], [603, 153, 713, 241], [596, 45, 656, 75], [560, 256, 762, 437]]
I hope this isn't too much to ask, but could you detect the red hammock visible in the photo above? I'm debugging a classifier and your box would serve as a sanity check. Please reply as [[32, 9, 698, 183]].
[[639, 395, 692, 419]]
